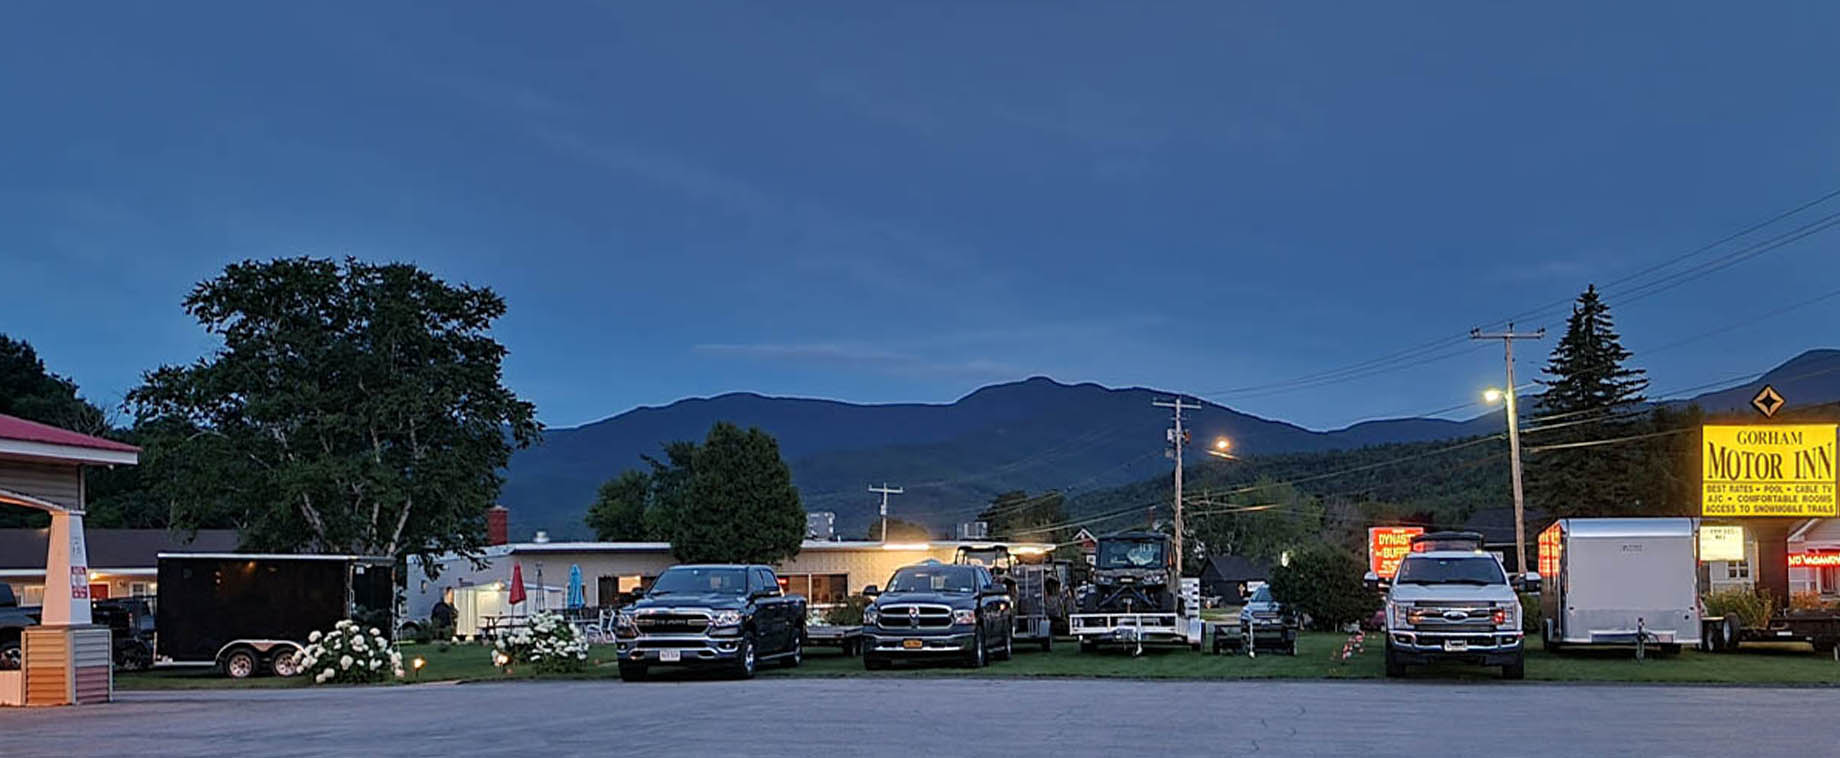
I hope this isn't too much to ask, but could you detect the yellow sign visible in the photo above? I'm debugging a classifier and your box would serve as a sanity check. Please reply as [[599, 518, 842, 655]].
[[1698, 525, 1746, 562], [1702, 425, 1837, 517]]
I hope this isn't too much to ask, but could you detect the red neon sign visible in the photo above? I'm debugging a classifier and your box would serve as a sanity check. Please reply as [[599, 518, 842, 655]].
[[1369, 527, 1424, 579], [1789, 552, 1840, 568]]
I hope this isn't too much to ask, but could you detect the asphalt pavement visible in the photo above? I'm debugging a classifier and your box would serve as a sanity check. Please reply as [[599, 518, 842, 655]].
[[3, 677, 1834, 757]]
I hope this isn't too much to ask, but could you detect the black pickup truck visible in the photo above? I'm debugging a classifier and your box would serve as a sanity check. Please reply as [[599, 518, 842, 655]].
[[613, 564, 806, 681], [1, 583, 42, 670]]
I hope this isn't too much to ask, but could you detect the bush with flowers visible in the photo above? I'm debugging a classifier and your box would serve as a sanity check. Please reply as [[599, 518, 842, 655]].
[[299, 619, 405, 684], [493, 611, 590, 673]]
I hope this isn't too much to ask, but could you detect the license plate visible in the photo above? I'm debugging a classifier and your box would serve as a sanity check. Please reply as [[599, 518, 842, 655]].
[[1443, 640, 1468, 652], [903, 639, 924, 649], [660, 649, 682, 662]]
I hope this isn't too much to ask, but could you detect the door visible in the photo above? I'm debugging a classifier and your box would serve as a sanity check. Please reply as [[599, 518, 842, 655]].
[[751, 568, 788, 653]]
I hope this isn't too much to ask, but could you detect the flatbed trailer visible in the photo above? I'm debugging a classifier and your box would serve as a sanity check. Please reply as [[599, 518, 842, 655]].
[[804, 624, 864, 656], [1071, 578, 1204, 654], [1703, 612, 1840, 657]]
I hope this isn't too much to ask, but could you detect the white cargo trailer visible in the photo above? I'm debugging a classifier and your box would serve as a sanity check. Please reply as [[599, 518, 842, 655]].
[[1538, 518, 1701, 653]]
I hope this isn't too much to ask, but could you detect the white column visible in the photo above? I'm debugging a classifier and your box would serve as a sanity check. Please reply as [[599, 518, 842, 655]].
[[41, 509, 92, 626]]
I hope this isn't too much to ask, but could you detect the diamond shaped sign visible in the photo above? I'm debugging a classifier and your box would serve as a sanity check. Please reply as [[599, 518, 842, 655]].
[[1751, 384, 1785, 418]]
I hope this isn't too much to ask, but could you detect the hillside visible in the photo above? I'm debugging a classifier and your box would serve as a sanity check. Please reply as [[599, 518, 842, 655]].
[[499, 349, 1839, 539]]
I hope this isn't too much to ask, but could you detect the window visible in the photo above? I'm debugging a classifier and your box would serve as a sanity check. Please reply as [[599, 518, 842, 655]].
[[1727, 561, 1750, 580], [1821, 566, 1840, 595], [129, 582, 153, 597]]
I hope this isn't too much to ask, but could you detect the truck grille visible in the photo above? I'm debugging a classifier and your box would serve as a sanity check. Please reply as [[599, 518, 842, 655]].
[[634, 612, 710, 634], [877, 604, 954, 629]]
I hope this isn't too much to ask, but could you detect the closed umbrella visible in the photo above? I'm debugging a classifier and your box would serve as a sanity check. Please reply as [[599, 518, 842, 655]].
[[567, 564, 585, 609], [508, 562, 527, 606]]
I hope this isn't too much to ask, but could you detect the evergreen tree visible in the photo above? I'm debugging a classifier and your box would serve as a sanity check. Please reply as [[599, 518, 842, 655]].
[[668, 422, 805, 564], [976, 490, 1067, 542], [1527, 285, 1649, 517]]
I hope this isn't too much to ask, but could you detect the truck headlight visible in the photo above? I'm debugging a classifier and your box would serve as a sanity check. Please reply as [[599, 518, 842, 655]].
[[1492, 607, 1514, 628], [952, 609, 977, 626], [1390, 602, 1410, 628], [863, 607, 880, 625], [712, 610, 743, 627], [615, 612, 638, 635]]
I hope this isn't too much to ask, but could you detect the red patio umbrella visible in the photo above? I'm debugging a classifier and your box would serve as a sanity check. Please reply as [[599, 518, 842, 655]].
[[508, 562, 527, 606]]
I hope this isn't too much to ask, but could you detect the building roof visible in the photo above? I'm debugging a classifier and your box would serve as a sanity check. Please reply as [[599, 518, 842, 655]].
[[1556, 517, 1695, 539], [1199, 554, 1270, 583], [0, 413, 139, 466], [0, 528, 240, 571]]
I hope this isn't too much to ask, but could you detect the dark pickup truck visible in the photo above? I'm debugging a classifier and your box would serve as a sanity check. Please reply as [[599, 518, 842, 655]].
[[861, 561, 1014, 669], [1, 583, 42, 670], [614, 564, 806, 681]]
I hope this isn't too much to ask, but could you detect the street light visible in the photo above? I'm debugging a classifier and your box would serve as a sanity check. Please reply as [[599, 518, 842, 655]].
[[1483, 388, 1503, 405], [1206, 437, 1237, 460], [1483, 384, 1530, 575]]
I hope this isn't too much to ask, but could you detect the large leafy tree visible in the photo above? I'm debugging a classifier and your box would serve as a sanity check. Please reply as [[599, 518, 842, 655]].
[[666, 422, 804, 564], [0, 334, 107, 435], [1527, 285, 1649, 518], [128, 258, 540, 568], [1268, 543, 1380, 631], [1184, 478, 1322, 573], [585, 469, 652, 541], [977, 490, 1068, 542]]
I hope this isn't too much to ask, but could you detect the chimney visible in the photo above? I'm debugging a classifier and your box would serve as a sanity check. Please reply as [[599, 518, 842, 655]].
[[486, 505, 509, 546]]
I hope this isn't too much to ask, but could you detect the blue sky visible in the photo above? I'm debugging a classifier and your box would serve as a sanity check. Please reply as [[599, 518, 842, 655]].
[[4, 2, 1839, 430]]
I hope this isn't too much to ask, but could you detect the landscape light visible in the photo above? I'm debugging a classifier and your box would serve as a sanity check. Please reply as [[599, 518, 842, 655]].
[[412, 657, 426, 670], [493, 652, 510, 667]]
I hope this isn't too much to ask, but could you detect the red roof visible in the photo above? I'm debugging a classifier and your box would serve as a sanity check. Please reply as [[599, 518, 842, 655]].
[[0, 413, 140, 453]]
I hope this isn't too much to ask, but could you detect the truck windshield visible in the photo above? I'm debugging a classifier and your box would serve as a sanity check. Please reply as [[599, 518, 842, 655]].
[[887, 566, 979, 594], [1097, 540, 1165, 569], [649, 567, 747, 595], [1395, 556, 1506, 585]]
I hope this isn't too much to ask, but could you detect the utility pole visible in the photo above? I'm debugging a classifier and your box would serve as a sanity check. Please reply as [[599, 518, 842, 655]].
[[1154, 397, 1203, 576], [1471, 323, 1544, 574], [869, 483, 903, 542]]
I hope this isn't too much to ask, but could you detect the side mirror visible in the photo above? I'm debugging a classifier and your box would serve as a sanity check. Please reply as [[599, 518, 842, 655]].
[[862, 585, 881, 598], [1515, 572, 1542, 594]]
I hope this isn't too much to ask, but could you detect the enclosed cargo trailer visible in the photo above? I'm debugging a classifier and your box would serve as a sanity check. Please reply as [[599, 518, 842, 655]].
[[155, 553, 394, 678], [1538, 518, 1701, 653]]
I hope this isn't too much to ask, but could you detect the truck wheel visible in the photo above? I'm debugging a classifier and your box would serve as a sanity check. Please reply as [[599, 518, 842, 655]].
[[864, 655, 890, 671], [222, 648, 259, 679], [966, 629, 987, 668], [782, 635, 803, 668], [1384, 645, 1405, 678], [994, 629, 1013, 662], [618, 663, 647, 682], [1501, 657, 1525, 680], [733, 633, 758, 680]]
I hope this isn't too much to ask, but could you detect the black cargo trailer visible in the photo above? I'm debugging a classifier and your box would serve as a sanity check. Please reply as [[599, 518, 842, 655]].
[[155, 553, 395, 678]]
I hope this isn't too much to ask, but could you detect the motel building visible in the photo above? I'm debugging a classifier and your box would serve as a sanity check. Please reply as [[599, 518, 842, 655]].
[[1691, 519, 1840, 600], [405, 517, 1051, 638]]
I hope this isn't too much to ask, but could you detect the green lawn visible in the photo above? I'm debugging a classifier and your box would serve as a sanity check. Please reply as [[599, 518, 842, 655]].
[[115, 634, 1840, 690]]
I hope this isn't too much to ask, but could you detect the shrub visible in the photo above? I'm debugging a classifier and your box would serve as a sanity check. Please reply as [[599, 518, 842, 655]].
[[820, 596, 869, 626], [1517, 592, 1543, 634], [1703, 587, 1775, 628], [299, 620, 403, 685], [1790, 591, 1829, 612], [1269, 544, 1382, 631], [493, 612, 589, 673]]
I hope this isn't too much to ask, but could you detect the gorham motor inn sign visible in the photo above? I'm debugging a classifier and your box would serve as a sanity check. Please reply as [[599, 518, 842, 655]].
[[1702, 424, 1838, 518]]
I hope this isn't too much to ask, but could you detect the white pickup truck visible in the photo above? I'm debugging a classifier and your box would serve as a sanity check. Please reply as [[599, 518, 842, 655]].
[[1369, 531, 1537, 680]]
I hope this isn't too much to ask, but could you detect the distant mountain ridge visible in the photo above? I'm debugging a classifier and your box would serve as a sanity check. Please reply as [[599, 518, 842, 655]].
[[499, 349, 1840, 539]]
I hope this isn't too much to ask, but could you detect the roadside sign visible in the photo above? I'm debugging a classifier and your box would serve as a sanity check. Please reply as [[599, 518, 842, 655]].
[[1701, 425, 1838, 518], [1751, 385, 1785, 418], [1698, 525, 1746, 562], [1368, 526, 1424, 579]]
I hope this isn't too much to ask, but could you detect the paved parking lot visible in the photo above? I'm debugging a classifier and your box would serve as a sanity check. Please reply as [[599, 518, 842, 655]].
[[4, 678, 1835, 757]]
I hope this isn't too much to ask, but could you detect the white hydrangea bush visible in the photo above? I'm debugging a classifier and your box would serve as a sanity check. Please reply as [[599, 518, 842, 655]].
[[493, 612, 590, 673], [300, 619, 405, 684]]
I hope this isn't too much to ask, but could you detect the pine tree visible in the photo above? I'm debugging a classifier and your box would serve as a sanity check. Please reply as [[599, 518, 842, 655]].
[[1527, 285, 1650, 517]]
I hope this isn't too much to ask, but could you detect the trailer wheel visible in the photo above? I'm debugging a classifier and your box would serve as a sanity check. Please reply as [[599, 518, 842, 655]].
[[222, 647, 259, 679], [1078, 638, 1098, 654], [1718, 616, 1743, 653], [269, 647, 303, 677]]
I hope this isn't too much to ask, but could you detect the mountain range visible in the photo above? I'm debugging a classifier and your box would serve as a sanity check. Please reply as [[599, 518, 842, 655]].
[[499, 349, 1840, 540]]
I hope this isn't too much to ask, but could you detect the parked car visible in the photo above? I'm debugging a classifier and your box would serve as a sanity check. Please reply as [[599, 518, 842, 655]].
[[614, 564, 807, 681], [1237, 584, 1299, 655], [861, 560, 1013, 669], [0, 583, 41, 670], [1371, 532, 1535, 679]]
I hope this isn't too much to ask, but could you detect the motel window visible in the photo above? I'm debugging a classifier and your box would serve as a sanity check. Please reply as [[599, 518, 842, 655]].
[[774, 573, 849, 604], [1727, 561, 1749, 580], [1822, 566, 1840, 596], [130, 582, 153, 597]]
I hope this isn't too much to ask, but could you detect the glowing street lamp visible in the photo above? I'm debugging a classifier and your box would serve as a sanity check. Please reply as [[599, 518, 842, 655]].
[[1206, 437, 1237, 460], [1483, 388, 1503, 404]]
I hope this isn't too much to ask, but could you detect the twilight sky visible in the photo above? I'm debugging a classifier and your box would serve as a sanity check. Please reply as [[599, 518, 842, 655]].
[[4, 2, 1839, 430]]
